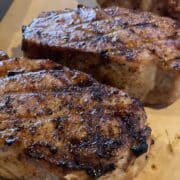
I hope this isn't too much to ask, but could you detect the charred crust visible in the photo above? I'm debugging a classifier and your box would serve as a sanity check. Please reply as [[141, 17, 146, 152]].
[[86, 163, 115, 178], [151, 139, 155, 145], [26, 142, 58, 158], [95, 138, 123, 158], [7, 69, 26, 77], [130, 126, 151, 156], [131, 141, 148, 157], [5, 136, 19, 146], [122, 22, 129, 29], [53, 116, 69, 130], [91, 90, 103, 101], [77, 4, 84, 9], [44, 108, 53, 116], [90, 85, 107, 101], [21, 39, 28, 51], [21, 25, 27, 33], [133, 22, 158, 28], [118, 47, 135, 60], [132, 98, 144, 110], [100, 50, 109, 59], [37, 30, 42, 37]]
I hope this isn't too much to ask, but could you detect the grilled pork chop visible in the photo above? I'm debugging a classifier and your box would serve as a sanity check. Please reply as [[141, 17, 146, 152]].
[[22, 6, 180, 107], [97, 0, 180, 20], [0, 55, 151, 179]]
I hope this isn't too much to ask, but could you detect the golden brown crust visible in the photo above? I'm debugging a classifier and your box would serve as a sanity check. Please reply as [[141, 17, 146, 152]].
[[0, 57, 151, 179]]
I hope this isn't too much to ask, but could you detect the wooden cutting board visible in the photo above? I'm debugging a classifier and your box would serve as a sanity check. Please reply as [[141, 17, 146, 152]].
[[0, 0, 179, 179]]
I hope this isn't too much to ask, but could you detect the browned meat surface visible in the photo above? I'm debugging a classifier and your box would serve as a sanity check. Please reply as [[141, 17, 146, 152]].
[[97, 0, 180, 20], [0, 50, 9, 60], [22, 6, 180, 107], [0, 55, 151, 179]]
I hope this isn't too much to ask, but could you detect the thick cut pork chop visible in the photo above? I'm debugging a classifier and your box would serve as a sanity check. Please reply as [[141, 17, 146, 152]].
[[0, 54, 151, 179], [22, 6, 180, 107]]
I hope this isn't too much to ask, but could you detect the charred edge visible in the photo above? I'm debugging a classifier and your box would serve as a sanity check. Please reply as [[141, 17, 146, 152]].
[[132, 98, 144, 110], [119, 47, 135, 60], [90, 85, 107, 101], [21, 39, 28, 51], [7, 69, 26, 77], [44, 108, 53, 116], [22, 25, 27, 33], [133, 22, 158, 28], [77, 4, 84, 9], [131, 126, 151, 157], [78, 133, 123, 159], [26, 142, 58, 158], [53, 116, 69, 130], [131, 141, 148, 157], [100, 50, 109, 60], [26, 141, 116, 178], [151, 139, 155, 145], [96, 138, 123, 158], [37, 31, 42, 37], [87, 163, 115, 178], [57, 160, 115, 178], [120, 114, 140, 140]]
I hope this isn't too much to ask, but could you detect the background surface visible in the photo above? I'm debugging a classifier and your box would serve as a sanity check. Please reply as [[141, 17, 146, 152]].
[[0, 1, 179, 179]]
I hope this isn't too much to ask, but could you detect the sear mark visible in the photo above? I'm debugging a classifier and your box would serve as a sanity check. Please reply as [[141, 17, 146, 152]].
[[5, 136, 19, 146], [133, 22, 158, 28], [131, 141, 148, 157]]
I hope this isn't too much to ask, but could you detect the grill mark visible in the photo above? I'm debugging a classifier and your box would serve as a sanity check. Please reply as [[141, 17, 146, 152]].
[[0, 70, 91, 95], [26, 141, 116, 178], [133, 22, 158, 28], [24, 8, 159, 40], [7, 69, 26, 77], [0, 95, 150, 178], [23, 6, 179, 68], [29, 16, 165, 48], [43, 9, 155, 29], [0, 84, 113, 120], [32, 22, 173, 60], [34, 7, 154, 31], [0, 91, 136, 134]]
